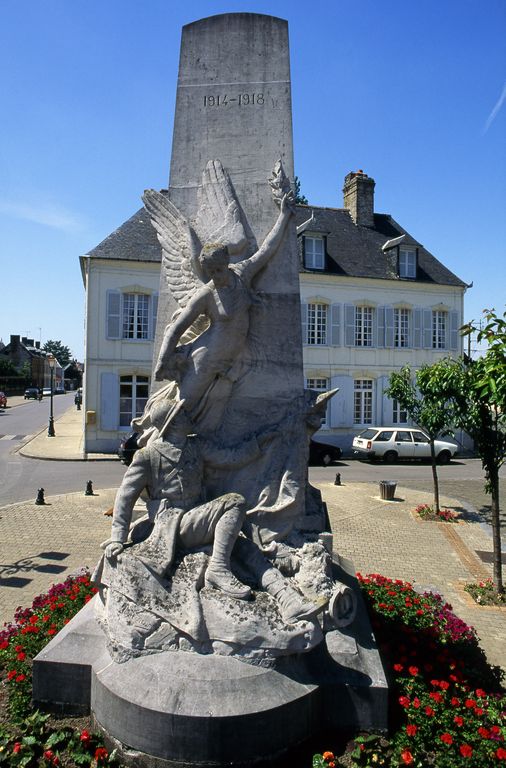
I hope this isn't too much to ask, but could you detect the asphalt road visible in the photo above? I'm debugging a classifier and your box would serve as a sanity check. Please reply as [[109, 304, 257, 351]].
[[0, 397, 126, 506]]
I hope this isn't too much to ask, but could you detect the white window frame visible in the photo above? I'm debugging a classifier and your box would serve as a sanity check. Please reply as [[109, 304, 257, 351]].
[[355, 306, 373, 347], [432, 310, 447, 349], [394, 308, 410, 348], [306, 377, 329, 427], [304, 236, 325, 270], [392, 398, 408, 424], [122, 293, 150, 340], [119, 374, 150, 428], [399, 248, 416, 278], [354, 379, 373, 425], [307, 302, 328, 345]]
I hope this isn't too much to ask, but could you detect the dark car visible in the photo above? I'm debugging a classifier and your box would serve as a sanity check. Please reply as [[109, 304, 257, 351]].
[[24, 388, 40, 400], [308, 439, 342, 466], [118, 432, 139, 466], [0, 392, 7, 408]]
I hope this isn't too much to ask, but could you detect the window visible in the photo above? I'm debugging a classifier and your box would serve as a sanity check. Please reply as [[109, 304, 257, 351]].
[[304, 236, 324, 269], [306, 377, 329, 426], [432, 310, 447, 349], [354, 379, 373, 425], [375, 430, 394, 442], [395, 431, 413, 442], [355, 306, 373, 346], [392, 399, 408, 424], [412, 431, 429, 443], [399, 248, 416, 278], [119, 375, 149, 427], [122, 294, 150, 339], [307, 303, 328, 345], [394, 308, 410, 348]]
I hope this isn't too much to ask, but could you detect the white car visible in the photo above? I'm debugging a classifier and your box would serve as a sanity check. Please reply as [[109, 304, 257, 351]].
[[352, 427, 458, 464]]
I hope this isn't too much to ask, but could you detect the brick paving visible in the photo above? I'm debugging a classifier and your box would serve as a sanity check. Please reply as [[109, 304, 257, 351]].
[[323, 480, 505, 673]]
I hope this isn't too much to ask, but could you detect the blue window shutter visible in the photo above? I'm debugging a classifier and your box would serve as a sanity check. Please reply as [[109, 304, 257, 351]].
[[331, 375, 354, 427], [101, 372, 119, 430], [150, 293, 159, 340], [379, 375, 393, 424], [106, 290, 121, 339], [413, 308, 423, 348], [384, 306, 394, 347], [449, 310, 459, 350], [423, 309, 433, 348], [300, 302, 308, 344], [331, 304, 341, 345], [344, 304, 355, 346]]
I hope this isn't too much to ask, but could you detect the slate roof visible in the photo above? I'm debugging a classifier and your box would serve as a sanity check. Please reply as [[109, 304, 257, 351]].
[[84, 200, 466, 288], [85, 208, 162, 263], [296, 205, 467, 287]]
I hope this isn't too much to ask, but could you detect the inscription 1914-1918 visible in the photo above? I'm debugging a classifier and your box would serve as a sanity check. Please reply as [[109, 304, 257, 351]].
[[203, 93, 265, 107]]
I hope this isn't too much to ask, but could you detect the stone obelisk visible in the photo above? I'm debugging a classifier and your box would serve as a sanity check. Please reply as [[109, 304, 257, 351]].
[[153, 14, 306, 541]]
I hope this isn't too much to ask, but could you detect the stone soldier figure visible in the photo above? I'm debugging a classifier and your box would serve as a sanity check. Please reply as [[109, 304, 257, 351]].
[[103, 397, 321, 625]]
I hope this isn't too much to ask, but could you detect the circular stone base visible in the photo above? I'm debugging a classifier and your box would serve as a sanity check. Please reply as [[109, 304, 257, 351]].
[[91, 649, 319, 766]]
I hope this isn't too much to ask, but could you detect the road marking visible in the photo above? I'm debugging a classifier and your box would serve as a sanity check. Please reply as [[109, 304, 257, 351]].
[[0, 435, 31, 441]]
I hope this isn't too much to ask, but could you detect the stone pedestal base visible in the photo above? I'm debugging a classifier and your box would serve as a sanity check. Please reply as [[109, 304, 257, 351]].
[[33, 560, 387, 767]]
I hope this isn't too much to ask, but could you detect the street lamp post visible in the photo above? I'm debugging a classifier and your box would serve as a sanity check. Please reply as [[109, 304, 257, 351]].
[[47, 355, 56, 437]]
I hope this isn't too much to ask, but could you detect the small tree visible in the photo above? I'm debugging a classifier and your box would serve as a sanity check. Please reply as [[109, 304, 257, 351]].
[[294, 176, 308, 205], [386, 365, 456, 513], [429, 309, 505, 594], [43, 340, 72, 367]]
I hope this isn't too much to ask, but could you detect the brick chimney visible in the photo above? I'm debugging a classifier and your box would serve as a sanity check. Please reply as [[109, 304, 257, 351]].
[[343, 170, 375, 227], [10, 334, 20, 351]]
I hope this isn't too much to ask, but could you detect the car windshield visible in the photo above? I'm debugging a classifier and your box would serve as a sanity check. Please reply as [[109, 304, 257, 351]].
[[358, 429, 378, 439]]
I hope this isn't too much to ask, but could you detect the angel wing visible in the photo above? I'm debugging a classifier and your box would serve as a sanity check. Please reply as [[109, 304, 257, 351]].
[[194, 159, 250, 256], [142, 189, 203, 310]]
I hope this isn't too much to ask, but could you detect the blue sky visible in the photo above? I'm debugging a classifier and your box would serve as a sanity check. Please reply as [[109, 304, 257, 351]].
[[1, 0, 504, 360]]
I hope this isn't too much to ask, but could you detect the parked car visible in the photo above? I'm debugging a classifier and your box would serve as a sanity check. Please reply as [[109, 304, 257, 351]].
[[0, 392, 7, 408], [54, 386, 65, 394], [42, 388, 52, 397], [309, 439, 342, 466], [24, 387, 40, 400], [118, 432, 139, 466], [352, 427, 458, 464]]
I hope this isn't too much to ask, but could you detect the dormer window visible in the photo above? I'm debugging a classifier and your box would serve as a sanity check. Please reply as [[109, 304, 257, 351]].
[[399, 247, 417, 278], [304, 235, 325, 270]]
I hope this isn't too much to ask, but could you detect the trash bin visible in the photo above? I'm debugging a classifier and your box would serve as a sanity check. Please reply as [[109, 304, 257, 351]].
[[379, 480, 397, 500]]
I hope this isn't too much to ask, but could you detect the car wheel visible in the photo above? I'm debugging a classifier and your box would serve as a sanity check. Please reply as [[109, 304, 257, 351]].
[[384, 451, 398, 464], [437, 450, 451, 465]]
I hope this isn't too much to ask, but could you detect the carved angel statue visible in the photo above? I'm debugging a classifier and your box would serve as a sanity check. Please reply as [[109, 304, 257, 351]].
[[143, 159, 295, 420]]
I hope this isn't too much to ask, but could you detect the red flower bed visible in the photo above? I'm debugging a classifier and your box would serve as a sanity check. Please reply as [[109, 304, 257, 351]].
[[349, 573, 506, 767]]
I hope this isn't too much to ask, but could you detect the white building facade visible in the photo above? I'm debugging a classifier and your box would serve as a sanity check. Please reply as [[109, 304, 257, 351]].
[[80, 172, 468, 454]]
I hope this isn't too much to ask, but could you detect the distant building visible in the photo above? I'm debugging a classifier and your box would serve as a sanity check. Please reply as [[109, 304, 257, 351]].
[[0, 335, 63, 390], [80, 171, 468, 454]]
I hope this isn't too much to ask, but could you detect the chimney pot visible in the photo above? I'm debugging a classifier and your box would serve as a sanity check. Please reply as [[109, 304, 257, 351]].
[[343, 170, 375, 227]]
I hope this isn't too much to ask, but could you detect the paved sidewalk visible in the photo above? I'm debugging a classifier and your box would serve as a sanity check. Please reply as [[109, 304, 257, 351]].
[[1, 408, 504, 674]]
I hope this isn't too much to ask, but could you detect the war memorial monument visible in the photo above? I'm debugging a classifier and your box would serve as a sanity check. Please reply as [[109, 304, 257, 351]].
[[33, 14, 387, 766]]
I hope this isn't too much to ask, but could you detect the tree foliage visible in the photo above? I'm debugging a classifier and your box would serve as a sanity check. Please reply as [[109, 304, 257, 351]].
[[42, 340, 72, 367], [385, 365, 455, 513], [0, 357, 19, 375], [294, 176, 308, 205], [427, 308, 505, 593]]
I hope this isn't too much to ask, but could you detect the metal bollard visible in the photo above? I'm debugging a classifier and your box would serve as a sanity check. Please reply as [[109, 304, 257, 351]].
[[334, 472, 341, 486], [85, 480, 94, 496], [35, 488, 46, 505]]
